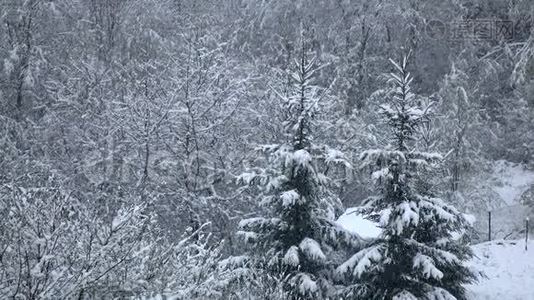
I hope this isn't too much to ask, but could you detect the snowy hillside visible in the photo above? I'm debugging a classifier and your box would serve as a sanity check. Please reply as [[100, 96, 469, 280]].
[[467, 239, 534, 300], [471, 160, 534, 240], [491, 160, 534, 206]]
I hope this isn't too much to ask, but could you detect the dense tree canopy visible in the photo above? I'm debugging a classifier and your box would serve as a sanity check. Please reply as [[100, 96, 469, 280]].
[[1, 0, 533, 299]]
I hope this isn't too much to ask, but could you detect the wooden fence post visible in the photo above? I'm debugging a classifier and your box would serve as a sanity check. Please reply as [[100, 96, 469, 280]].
[[488, 211, 492, 242], [526, 217, 529, 251]]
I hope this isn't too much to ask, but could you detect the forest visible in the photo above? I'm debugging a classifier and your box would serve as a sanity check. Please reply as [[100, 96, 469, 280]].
[[1, 0, 534, 299]]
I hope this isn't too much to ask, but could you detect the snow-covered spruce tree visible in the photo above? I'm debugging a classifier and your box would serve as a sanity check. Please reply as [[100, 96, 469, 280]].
[[236, 38, 360, 299], [336, 56, 477, 300]]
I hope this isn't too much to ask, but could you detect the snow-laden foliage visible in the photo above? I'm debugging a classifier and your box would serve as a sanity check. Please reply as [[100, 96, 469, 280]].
[[236, 36, 361, 299], [0, 172, 224, 299], [0, 116, 223, 299], [336, 56, 477, 300], [1, 1, 533, 298]]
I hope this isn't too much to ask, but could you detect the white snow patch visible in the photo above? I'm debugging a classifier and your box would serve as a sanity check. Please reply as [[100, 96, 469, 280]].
[[491, 160, 534, 206], [413, 253, 443, 280], [336, 245, 384, 279], [299, 238, 326, 262], [3, 59, 14, 75], [298, 274, 318, 294], [280, 190, 299, 207], [399, 201, 419, 228], [238, 217, 264, 228], [336, 207, 382, 239], [392, 290, 418, 300], [325, 148, 351, 168], [236, 231, 258, 243], [218, 255, 248, 269], [292, 149, 312, 167], [463, 213, 476, 226], [466, 239, 534, 300], [238, 172, 256, 185], [283, 246, 300, 267]]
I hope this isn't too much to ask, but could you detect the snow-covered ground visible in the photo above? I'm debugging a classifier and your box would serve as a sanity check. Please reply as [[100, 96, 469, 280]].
[[337, 211, 534, 299], [336, 207, 381, 239], [467, 239, 534, 300]]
